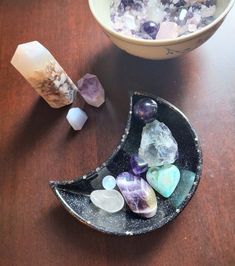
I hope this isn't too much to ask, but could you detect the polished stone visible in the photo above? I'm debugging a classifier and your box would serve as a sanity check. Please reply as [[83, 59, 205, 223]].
[[66, 107, 88, 130], [102, 175, 116, 190], [90, 190, 124, 213], [170, 170, 196, 208], [147, 164, 180, 198], [133, 98, 158, 123], [139, 120, 178, 167], [117, 172, 157, 218]]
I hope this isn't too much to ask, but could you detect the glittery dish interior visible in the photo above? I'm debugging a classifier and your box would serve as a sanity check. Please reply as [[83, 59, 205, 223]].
[[110, 0, 216, 40], [50, 92, 202, 236]]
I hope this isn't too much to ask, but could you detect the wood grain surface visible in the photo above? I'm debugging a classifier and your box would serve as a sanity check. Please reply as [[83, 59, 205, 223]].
[[0, 1, 235, 265]]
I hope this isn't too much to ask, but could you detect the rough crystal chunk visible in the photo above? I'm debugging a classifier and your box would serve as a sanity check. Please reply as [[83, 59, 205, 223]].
[[66, 107, 88, 130], [77, 73, 105, 107], [117, 172, 157, 218], [90, 190, 124, 213], [139, 120, 178, 167]]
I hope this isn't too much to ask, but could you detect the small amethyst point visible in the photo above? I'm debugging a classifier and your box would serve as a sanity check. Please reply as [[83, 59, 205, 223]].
[[133, 98, 158, 123], [130, 155, 148, 175], [77, 73, 105, 107], [140, 21, 159, 39], [117, 172, 157, 218]]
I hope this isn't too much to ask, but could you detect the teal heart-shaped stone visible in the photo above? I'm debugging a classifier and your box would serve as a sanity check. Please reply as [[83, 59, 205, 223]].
[[146, 164, 180, 198]]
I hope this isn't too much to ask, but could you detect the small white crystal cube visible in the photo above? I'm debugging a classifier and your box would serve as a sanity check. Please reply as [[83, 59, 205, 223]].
[[66, 108, 88, 130]]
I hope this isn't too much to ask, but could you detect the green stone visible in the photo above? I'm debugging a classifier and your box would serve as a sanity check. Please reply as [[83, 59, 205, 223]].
[[169, 170, 196, 208], [146, 164, 180, 198]]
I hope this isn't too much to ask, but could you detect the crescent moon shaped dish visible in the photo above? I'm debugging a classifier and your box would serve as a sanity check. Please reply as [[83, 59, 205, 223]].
[[49, 92, 202, 236]]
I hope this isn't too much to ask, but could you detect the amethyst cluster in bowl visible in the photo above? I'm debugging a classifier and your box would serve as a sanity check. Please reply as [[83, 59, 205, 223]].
[[111, 0, 217, 40], [50, 92, 202, 235]]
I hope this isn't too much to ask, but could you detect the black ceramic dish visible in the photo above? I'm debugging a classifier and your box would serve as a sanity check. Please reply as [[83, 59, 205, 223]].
[[50, 92, 202, 236]]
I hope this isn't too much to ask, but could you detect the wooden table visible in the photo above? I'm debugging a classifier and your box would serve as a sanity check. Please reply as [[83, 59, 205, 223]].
[[0, 1, 234, 265]]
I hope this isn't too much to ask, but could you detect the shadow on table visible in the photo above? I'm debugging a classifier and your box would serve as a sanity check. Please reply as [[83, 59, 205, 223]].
[[0, 99, 66, 181], [88, 44, 199, 109], [47, 205, 180, 262]]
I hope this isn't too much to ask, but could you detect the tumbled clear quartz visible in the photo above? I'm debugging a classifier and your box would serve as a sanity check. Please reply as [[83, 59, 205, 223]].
[[139, 120, 178, 167], [77, 73, 105, 107], [90, 190, 124, 213]]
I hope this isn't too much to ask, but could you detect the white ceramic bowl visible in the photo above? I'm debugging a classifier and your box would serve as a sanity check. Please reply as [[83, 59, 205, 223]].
[[88, 0, 235, 60]]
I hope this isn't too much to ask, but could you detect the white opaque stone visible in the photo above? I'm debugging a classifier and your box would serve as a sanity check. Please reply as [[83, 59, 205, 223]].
[[156, 22, 179, 40], [66, 108, 88, 130], [11, 41, 77, 108], [90, 190, 124, 213], [123, 13, 137, 30], [179, 9, 187, 21], [102, 175, 116, 190]]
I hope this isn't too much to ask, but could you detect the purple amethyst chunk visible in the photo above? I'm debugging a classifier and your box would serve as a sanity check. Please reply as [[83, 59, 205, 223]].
[[133, 98, 158, 123], [77, 73, 105, 107], [140, 21, 159, 39], [121, 0, 134, 7], [161, 0, 173, 4], [205, 0, 216, 7], [130, 155, 148, 175], [117, 172, 157, 218]]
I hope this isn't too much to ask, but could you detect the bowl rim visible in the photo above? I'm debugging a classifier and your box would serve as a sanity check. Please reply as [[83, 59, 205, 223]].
[[88, 0, 235, 46]]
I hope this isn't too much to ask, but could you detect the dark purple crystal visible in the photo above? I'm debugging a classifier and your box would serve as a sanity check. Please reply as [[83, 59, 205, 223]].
[[199, 16, 214, 27], [174, 0, 186, 7], [205, 0, 216, 7], [140, 21, 159, 39], [130, 155, 148, 175], [161, 0, 173, 5], [118, 0, 143, 13], [191, 3, 202, 11], [133, 98, 158, 123], [120, 0, 134, 8]]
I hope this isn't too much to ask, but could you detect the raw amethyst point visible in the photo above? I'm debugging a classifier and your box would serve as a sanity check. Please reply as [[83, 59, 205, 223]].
[[133, 98, 158, 123], [77, 73, 105, 108]]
